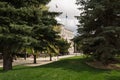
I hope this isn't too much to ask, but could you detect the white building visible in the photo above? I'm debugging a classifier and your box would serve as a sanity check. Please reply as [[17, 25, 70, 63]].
[[59, 25, 74, 54]]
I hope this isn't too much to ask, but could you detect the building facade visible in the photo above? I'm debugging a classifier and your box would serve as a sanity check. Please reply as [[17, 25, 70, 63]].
[[59, 25, 74, 54]]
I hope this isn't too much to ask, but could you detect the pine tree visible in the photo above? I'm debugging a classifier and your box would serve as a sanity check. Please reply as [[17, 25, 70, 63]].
[[0, 0, 51, 71], [56, 39, 71, 55], [76, 0, 120, 64], [31, 8, 61, 61]]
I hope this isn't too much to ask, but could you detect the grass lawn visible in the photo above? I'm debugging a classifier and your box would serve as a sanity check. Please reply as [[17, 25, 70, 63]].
[[0, 56, 120, 80]]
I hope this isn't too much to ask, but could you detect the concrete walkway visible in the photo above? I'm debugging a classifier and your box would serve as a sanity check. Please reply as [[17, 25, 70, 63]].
[[0, 54, 81, 67]]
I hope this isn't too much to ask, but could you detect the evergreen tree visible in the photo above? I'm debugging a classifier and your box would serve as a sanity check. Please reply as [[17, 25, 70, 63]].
[[32, 9, 61, 61], [76, 0, 120, 64], [57, 39, 71, 55], [0, 0, 51, 71]]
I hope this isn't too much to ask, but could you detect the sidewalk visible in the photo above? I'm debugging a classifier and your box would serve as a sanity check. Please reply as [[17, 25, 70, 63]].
[[0, 54, 81, 67]]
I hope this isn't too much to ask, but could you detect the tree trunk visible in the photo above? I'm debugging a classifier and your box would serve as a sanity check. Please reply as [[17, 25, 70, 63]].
[[3, 52, 12, 71], [24, 52, 27, 60], [33, 55, 37, 64], [50, 54, 52, 61]]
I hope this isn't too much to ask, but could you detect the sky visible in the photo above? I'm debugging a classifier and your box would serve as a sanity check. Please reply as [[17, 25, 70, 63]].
[[47, 0, 80, 33]]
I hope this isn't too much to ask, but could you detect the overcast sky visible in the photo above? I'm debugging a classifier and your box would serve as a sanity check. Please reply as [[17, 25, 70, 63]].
[[47, 0, 80, 33]]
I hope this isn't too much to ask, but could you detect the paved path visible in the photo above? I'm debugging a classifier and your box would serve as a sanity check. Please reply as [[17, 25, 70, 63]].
[[0, 53, 81, 67]]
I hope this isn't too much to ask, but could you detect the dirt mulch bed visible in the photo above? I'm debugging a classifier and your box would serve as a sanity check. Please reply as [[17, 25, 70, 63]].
[[86, 61, 120, 70]]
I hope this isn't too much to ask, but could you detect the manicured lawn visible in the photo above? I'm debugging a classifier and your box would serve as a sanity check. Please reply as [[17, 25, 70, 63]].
[[0, 56, 120, 80]]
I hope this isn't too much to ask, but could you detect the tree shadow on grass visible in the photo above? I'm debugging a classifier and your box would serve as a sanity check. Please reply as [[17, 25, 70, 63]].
[[0, 65, 33, 73], [35, 57, 109, 74], [0, 57, 120, 80], [0, 57, 110, 74], [106, 76, 120, 80], [0, 69, 3, 72]]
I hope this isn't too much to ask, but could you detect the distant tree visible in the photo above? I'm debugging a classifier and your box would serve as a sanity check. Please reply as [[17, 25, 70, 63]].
[[57, 39, 71, 55], [76, 0, 120, 64], [46, 42, 59, 61]]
